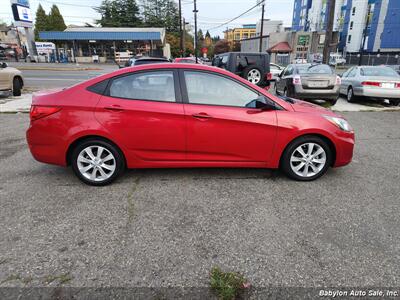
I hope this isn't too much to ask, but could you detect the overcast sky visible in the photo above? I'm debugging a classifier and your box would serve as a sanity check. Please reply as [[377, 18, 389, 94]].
[[0, 0, 294, 37]]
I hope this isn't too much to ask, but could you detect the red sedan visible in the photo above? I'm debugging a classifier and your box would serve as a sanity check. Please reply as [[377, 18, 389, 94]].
[[26, 63, 355, 185]]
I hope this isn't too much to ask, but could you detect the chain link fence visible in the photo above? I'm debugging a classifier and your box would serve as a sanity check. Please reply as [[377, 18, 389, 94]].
[[346, 53, 400, 66]]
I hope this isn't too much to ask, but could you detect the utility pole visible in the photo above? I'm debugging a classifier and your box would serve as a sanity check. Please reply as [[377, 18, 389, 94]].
[[259, 1, 265, 53], [323, 0, 336, 64], [182, 17, 186, 56], [358, 4, 372, 66], [193, 0, 198, 63], [178, 0, 183, 57]]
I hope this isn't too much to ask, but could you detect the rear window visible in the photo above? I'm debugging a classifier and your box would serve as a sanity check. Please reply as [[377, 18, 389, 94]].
[[134, 59, 168, 66], [297, 64, 333, 75], [360, 67, 399, 77]]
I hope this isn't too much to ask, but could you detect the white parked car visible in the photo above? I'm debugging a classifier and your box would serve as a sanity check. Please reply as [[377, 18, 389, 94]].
[[269, 63, 284, 81], [0, 62, 24, 96], [340, 66, 400, 106]]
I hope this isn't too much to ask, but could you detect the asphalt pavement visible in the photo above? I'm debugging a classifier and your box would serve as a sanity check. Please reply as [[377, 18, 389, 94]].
[[0, 112, 399, 296]]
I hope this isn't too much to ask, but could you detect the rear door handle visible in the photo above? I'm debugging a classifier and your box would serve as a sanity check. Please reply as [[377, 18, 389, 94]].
[[104, 105, 125, 112], [192, 113, 212, 119]]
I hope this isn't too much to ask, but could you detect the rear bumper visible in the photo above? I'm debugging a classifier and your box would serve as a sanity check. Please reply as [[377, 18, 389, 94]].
[[26, 124, 67, 167], [354, 87, 400, 99], [294, 85, 340, 100]]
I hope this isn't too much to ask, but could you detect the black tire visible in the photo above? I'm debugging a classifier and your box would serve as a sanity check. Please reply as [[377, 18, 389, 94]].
[[243, 65, 263, 86], [71, 139, 125, 186], [281, 135, 332, 181], [346, 86, 356, 103], [330, 96, 338, 106], [389, 99, 400, 106], [12, 77, 22, 96]]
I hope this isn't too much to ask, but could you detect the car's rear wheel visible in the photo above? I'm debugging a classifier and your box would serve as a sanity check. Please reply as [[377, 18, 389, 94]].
[[71, 139, 125, 186], [12, 77, 22, 96], [243, 66, 263, 86], [347, 87, 356, 103], [281, 136, 332, 181]]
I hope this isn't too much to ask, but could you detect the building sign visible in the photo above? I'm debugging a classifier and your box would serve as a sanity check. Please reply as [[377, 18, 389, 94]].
[[298, 35, 310, 46], [35, 42, 55, 55], [10, 0, 32, 27]]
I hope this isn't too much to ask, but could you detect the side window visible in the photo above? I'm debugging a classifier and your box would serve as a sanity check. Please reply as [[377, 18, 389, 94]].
[[184, 71, 259, 107], [347, 68, 357, 77], [109, 71, 176, 102], [283, 66, 293, 76], [221, 55, 229, 65]]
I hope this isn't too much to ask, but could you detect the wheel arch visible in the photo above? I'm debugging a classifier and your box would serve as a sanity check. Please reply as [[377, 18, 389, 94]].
[[278, 133, 337, 168], [66, 135, 127, 167]]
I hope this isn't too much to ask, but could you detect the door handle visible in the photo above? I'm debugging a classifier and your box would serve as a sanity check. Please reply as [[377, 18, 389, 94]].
[[192, 113, 212, 119], [104, 105, 125, 112]]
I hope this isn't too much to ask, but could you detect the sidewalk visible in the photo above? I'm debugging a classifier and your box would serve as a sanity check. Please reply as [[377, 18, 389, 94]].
[[7, 62, 117, 72], [0, 94, 32, 113]]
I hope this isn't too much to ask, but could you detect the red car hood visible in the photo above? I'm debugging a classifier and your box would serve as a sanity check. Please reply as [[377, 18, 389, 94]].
[[291, 99, 339, 117]]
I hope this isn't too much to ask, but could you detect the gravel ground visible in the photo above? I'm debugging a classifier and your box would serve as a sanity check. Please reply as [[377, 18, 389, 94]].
[[0, 112, 399, 298]]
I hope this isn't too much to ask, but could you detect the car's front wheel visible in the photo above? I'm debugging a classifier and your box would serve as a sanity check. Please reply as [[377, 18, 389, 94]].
[[281, 136, 332, 181], [71, 139, 125, 186]]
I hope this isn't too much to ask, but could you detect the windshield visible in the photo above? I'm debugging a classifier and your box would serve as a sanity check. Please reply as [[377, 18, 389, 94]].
[[134, 60, 168, 66], [297, 64, 333, 75], [360, 67, 399, 77]]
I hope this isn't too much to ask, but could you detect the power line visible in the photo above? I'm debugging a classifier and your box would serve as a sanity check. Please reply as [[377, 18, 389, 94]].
[[206, 0, 265, 31]]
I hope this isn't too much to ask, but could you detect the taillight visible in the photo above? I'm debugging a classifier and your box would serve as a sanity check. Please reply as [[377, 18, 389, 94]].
[[265, 72, 272, 80], [30, 105, 61, 121], [336, 76, 341, 85], [362, 81, 381, 87], [396, 83, 400, 88], [293, 75, 302, 85]]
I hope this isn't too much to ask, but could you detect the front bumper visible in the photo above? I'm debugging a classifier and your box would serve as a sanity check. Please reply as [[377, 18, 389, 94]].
[[294, 85, 340, 100], [332, 130, 355, 168]]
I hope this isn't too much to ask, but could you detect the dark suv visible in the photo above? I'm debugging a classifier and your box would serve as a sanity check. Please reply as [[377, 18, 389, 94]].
[[212, 52, 271, 87]]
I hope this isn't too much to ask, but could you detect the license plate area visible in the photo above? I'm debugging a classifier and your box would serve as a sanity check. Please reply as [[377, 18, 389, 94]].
[[381, 83, 395, 88], [308, 81, 328, 88]]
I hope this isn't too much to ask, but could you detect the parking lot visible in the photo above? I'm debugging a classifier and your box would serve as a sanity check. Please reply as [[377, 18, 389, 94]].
[[1, 111, 399, 295]]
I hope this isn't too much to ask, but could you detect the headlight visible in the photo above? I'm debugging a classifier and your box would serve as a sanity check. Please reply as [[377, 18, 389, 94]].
[[324, 116, 353, 132]]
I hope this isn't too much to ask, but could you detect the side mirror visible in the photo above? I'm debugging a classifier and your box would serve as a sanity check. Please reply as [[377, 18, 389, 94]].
[[246, 96, 275, 111], [1, 62, 8, 68]]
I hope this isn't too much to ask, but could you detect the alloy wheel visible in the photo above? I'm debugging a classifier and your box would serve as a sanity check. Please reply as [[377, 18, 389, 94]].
[[347, 88, 353, 102], [77, 146, 116, 182], [290, 143, 327, 178], [247, 69, 261, 84]]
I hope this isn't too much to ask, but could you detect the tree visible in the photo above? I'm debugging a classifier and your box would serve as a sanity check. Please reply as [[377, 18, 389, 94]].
[[214, 39, 230, 54], [142, 0, 180, 32], [47, 5, 66, 31], [96, 0, 142, 27], [34, 4, 48, 40]]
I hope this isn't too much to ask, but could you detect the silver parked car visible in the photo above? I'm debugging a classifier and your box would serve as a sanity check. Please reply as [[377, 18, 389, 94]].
[[275, 64, 340, 105], [340, 66, 400, 106]]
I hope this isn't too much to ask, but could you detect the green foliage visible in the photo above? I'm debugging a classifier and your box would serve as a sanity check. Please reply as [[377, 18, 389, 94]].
[[214, 40, 231, 55], [210, 267, 248, 300], [95, 0, 142, 27], [34, 4, 48, 40], [142, 0, 180, 32], [47, 5, 66, 31]]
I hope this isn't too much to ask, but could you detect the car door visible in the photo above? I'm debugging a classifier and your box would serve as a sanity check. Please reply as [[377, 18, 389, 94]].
[[340, 67, 354, 94], [277, 65, 293, 93], [0, 66, 10, 90], [94, 69, 186, 163], [180, 70, 277, 163]]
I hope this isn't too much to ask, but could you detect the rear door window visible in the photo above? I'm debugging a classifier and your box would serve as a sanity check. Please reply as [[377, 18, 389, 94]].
[[108, 71, 176, 102]]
